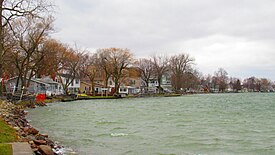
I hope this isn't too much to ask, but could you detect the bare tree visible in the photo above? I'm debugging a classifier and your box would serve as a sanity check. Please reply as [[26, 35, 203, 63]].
[[57, 48, 82, 95], [10, 16, 53, 90], [2, 25, 17, 77], [230, 77, 242, 92], [80, 53, 100, 96], [181, 69, 201, 92], [260, 78, 272, 92], [35, 39, 67, 78], [137, 58, 154, 93], [37, 39, 82, 95], [243, 76, 259, 92], [200, 74, 212, 92], [0, 0, 52, 94], [152, 55, 169, 94], [169, 53, 194, 93], [214, 68, 229, 92], [97, 49, 113, 91], [101, 48, 134, 95]]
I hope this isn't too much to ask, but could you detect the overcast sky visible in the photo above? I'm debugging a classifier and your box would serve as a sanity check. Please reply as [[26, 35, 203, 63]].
[[51, 0, 275, 80]]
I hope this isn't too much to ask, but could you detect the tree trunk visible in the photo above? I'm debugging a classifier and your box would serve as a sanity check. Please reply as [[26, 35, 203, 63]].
[[145, 81, 149, 94], [92, 83, 95, 97], [104, 74, 110, 96], [15, 77, 20, 92], [58, 76, 69, 95], [0, 42, 3, 95], [175, 74, 182, 93], [114, 78, 119, 95], [89, 76, 96, 97], [0, 0, 4, 95], [20, 76, 24, 91], [158, 77, 162, 94], [104, 76, 108, 88]]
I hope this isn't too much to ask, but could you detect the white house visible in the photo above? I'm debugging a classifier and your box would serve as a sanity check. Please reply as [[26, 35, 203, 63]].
[[39, 76, 63, 96], [107, 75, 141, 96], [55, 74, 80, 94], [144, 75, 173, 93]]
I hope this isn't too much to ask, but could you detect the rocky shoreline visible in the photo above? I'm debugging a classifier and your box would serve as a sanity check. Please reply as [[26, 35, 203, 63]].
[[0, 101, 66, 155]]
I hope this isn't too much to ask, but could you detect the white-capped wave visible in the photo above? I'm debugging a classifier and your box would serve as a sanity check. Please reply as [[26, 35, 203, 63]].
[[110, 133, 128, 137]]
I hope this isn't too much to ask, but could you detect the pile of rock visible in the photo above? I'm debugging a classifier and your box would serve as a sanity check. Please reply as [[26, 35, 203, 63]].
[[0, 101, 64, 155]]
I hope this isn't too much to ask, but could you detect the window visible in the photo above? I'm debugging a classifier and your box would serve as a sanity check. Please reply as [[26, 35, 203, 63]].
[[75, 79, 79, 84], [120, 88, 127, 92], [109, 81, 112, 85]]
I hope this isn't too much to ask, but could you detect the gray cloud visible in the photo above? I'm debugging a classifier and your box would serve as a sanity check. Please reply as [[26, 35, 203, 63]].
[[52, 0, 275, 80]]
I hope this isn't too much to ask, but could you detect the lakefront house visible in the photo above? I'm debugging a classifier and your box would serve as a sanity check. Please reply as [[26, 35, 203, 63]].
[[141, 75, 173, 94], [54, 74, 81, 95], [78, 67, 142, 96], [5, 76, 61, 96]]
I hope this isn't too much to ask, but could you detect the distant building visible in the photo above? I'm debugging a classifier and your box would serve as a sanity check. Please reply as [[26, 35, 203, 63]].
[[5, 76, 61, 96], [79, 81, 106, 95], [54, 74, 80, 94], [142, 75, 172, 94]]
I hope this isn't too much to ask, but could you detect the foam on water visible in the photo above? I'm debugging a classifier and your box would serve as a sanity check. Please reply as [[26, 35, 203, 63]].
[[110, 133, 128, 137]]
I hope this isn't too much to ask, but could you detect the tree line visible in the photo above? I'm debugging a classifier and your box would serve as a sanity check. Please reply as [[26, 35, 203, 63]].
[[201, 68, 275, 93], [0, 0, 274, 96]]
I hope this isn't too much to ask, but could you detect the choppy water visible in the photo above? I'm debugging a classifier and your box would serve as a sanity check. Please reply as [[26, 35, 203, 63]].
[[27, 93, 275, 155]]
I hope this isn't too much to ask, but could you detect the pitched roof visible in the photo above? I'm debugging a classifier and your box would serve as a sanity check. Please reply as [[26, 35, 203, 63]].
[[81, 81, 105, 87], [6, 76, 50, 86]]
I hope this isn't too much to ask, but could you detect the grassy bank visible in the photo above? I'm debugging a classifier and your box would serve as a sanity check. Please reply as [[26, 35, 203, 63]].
[[138, 93, 182, 98], [0, 143, 12, 155], [80, 96, 117, 99], [0, 118, 17, 142], [0, 117, 17, 155]]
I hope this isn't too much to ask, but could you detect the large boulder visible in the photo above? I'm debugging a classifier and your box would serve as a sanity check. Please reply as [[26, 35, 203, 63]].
[[23, 127, 39, 135], [38, 145, 54, 155], [34, 140, 47, 145]]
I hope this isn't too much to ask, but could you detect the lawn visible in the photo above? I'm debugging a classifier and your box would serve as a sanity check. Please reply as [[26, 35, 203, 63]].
[[0, 143, 12, 155], [77, 95, 118, 99], [0, 118, 17, 143], [0, 117, 17, 155]]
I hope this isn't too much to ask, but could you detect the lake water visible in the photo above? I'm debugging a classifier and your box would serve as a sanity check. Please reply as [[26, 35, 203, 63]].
[[27, 93, 275, 155]]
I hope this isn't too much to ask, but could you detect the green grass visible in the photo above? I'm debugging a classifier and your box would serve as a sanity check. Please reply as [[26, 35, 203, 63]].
[[0, 118, 17, 155], [141, 93, 182, 97], [0, 143, 12, 155], [0, 118, 17, 143], [16, 100, 35, 107], [89, 96, 117, 98], [163, 94, 182, 97], [44, 98, 61, 103], [79, 96, 118, 99]]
